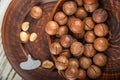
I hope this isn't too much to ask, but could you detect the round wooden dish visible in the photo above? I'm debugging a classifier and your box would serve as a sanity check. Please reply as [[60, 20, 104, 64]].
[[2, 0, 65, 80], [48, 0, 120, 80]]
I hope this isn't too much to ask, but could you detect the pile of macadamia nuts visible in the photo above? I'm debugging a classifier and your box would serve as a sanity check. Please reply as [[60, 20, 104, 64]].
[[45, 0, 109, 80]]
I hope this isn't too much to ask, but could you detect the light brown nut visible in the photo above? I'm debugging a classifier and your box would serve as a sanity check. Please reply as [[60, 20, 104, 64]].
[[42, 60, 54, 69], [20, 31, 30, 43], [30, 33, 38, 42], [21, 22, 30, 31]]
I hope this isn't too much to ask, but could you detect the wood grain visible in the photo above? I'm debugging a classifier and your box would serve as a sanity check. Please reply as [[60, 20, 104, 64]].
[[2, 0, 65, 80]]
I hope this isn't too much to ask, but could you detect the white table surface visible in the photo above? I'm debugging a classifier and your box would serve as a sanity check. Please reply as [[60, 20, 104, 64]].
[[0, 0, 23, 80]]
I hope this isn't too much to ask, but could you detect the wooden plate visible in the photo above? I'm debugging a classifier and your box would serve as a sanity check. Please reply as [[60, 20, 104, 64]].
[[2, 0, 65, 80]]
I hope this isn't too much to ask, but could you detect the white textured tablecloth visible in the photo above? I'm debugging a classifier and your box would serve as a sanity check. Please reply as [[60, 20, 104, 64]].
[[0, 0, 23, 80]]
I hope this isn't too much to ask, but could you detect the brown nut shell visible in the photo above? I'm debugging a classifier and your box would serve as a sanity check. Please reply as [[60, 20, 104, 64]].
[[60, 35, 73, 48], [65, 66, 79, 80], [93, 53, 107, 67], [30, 6, 42, 19], [71, 42, 84, 57], [87, 65, 102, 79], [56, 26, 68, 38], [94, 23, 109, 37], [54, 11, 68, 25], [50, 42, 62, 55], [60, 49, 71, 58], [94, 38, 109, 52], [83, 0, 98, 4], [93, 8, 108, 23], [56, 56, 69, 70], [84, 31, 96, 43], [63, 1, 77, 16], [78, 69, 87, 80], [84, 44, 96, 57], [75, 7, 88, 19], [67, 17, 84, 33], [83, 17, 95, 31], [45, 21, 59, 35], [84, 3, 99, 12], [69, 58, 79, 68], [75, 0, 83, 6], [79, 56, 92, 69]]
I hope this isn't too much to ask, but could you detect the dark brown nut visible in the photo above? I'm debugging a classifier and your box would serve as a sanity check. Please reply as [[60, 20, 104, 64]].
[[56, 26, 68, 37], [94, 38, 109, 52], [83, 17, 95, 31], [93, 8, 108, 23], [94, 23, 109, 37], [93, 53, 107, 67], [65, 66, 79, 80], [60, 49, 71, 58], [50, 42, 62, 55], [45, 21, 59, 35], [75, 0, 83, 6], [63, 1, 77, 16], [42, 60, 54, 69], [84, 31, 96, 43], [60, 35, 73, 48], [84, 44, 96, 57], [30, 6, 42, 19], [87, 65, 102, 79], [69, 58, 79, 68], [83, 0, 98, 4], [73, 30, 85, 39], [84, 3, 99, 12], [54, 11, 68, 25], [75, 7, 88, 19], [67, 17, 84, 33], [78, 69, 87, 80], [79, 56, 92, 69], [56, 56, 69, 70], [71, 42, 84, 57]]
